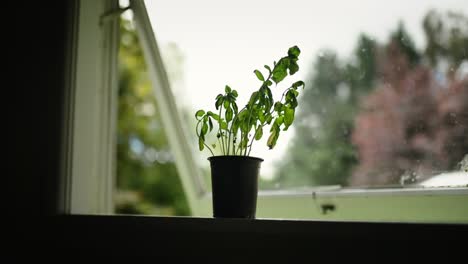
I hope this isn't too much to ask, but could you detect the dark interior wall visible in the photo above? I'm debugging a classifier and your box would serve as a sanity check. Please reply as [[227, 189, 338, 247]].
[[9, 1, 467, 259], [12, 0, 73, 216]]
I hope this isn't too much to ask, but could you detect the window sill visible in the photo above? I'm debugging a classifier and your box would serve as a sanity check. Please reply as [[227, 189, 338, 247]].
[[17, 214, 466, 258]]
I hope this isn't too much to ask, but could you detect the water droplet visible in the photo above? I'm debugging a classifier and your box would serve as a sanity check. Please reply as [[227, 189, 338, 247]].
[[318, 52, 324, 58], [400, 37, 408, 46], [361, 48, 366, 53]]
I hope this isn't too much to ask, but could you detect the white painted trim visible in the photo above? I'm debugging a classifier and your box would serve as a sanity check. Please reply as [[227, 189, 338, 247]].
[[98, 0, 120, 214], [68, 0, 119, 214], [258, 186, 468, 197]]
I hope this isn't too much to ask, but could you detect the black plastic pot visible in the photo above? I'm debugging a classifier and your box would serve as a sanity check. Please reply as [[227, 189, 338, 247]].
[[208, 156, 263, 219]]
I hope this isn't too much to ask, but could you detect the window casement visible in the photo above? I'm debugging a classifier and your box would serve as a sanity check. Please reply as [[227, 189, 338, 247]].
[[61, 0, 120, 214]]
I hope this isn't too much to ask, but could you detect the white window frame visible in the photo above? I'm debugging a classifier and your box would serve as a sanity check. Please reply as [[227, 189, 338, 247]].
[[63, 0, 468, 223], [61, 0, 120, 214], [129, 0, 468, 223]]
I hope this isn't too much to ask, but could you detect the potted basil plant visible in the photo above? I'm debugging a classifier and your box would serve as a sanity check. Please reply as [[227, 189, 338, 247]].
[[195, 46, 305, 219]]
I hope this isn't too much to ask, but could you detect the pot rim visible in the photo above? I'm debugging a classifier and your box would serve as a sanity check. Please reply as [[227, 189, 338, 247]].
[[207, 155, 264, 162]]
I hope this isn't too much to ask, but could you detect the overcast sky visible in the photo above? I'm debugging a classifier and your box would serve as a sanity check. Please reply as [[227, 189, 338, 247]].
[[141, 0, 467, 178]]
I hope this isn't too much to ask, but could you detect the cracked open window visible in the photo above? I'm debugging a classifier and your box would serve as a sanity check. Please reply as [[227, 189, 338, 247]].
[[108, 0, 468, 222]]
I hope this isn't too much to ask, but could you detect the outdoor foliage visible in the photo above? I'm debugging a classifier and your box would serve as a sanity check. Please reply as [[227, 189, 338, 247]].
[[274, 10, 468, 188], [115, 18, 190, 215], [351, 11, 468, 185]]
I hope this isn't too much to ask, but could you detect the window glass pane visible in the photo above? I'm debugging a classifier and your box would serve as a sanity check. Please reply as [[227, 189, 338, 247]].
[[145, 0, 468, 191], [115, 10, 190, 215]]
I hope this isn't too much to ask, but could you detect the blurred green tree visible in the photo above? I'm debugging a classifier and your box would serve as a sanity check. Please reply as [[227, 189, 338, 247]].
[[273, 11, 467, 188], [272, 33, 378, 188], [115, 18, 190, 215], [351, 11, 468, 185], [423, 10, 468, 68]]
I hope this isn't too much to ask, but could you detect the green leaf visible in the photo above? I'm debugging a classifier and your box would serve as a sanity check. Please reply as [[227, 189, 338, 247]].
[[201, 122, 208, 135], [264, 65, 272, 73], [267, 129, 279, 149], [274, 102, 283, 112], [288, 46, 301, 58], [266, 88, 273, 111], [223, 100, 230, 109], [237, 109, 247, 120], [232, 90, 238, 97], [263, 98, 272, 113], [211, 143, 216, 149], [207, 111, 220, 121], [226, 108, 233, 122], [288, 61, 299, 75], [225, 85, 231, 93], [255, 127, 263, 140], [290, 96, 298, 108], [292, 80, 305, 89], [232, 102, 238, 114], [195, 110, 205, 118], [284, 108, 295, 127], [249, 91, 259, 105], [286, 90, 293, 101], [208, 117, 213, 131], [198, 137, 205, 151], [258, 111, 265, 123], [241, 118, 249, 132], [215, 97, 223, 110], [286, 90, 298, 108], [220, 121, 228, 130], [266, 87, 273, 100], [232, 119, 240, 135], [275, 116, 284, 125], [266, 115, 273, 124], [254, 70, 265, 81], [227, 94, 236, 102], [272, 58, 289, 83]]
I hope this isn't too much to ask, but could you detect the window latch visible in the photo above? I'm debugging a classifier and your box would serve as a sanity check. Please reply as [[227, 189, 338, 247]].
[[100, 6, 131, 25]]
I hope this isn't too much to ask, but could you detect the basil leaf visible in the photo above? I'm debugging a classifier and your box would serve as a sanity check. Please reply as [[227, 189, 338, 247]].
[[254, 69, 265, 81], [195, 110, 205, 118]]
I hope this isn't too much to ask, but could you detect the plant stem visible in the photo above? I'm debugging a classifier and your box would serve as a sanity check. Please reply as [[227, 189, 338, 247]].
[[227, 106, 246, 155], [243, 71, 274, 156], [226, 131, 231, 155], [218, 105, 226, 155], [243, 92, 261, 156], [247, 125, 257, 156]]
